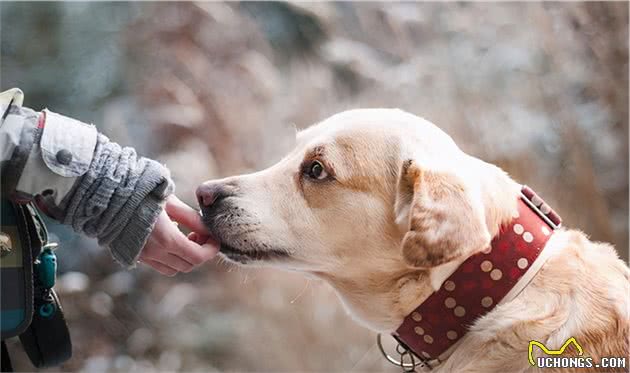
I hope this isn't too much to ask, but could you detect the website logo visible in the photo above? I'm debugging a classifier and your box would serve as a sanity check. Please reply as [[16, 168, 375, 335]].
[[528, 337, 626, 370]]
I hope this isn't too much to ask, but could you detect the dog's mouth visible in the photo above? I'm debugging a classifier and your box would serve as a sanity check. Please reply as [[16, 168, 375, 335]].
[[219, 242, 290, 264], [200, 203, 291, 265]]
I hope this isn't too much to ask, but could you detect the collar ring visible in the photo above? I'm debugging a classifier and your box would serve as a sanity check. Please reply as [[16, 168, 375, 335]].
[[376, 334, 430, 372]]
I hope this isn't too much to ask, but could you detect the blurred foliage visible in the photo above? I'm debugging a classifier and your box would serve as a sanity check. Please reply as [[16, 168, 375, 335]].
[[1, 2, 627, 372]]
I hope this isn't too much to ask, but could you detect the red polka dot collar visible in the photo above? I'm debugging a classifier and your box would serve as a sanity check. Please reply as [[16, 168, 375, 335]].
[[394, 186, 562, 368]]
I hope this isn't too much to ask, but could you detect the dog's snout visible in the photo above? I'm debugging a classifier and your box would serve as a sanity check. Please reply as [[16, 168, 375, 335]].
[[196, 182, 233, 208]]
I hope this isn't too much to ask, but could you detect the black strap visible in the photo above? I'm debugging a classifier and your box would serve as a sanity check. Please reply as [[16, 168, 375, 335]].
[[1, 340, 13, 372], [19, 289, 71, 368], [2, 200, 72, 368]]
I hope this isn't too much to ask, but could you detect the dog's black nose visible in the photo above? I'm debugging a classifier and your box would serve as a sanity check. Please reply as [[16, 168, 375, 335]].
[[196, 182, 233, 208]]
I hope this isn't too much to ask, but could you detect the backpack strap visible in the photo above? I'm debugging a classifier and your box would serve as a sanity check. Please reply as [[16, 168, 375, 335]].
[[1, 200, 34, 340], [2, 340, 13, 372], [18, 204, 72, 368], [1, 199, 72, 368]]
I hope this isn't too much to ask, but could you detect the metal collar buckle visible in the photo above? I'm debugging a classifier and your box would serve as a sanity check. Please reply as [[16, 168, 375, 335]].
[[377, 334, 432, 372]]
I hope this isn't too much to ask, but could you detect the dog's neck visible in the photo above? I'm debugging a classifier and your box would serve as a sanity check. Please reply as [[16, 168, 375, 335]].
[[322, 165, 523, 333], [427, 162, 523, 298], [395, 186, 560, 363]]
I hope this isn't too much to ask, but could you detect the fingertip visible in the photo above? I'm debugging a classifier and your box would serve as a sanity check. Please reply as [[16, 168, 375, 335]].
[[165, 196, 210, 234], [188, 232, 212, 245], [182, 266, 194, 273], [203, 235, 220, 247], [201, 241, 219, 250], [178, 235, 221, 265], [201, 242, 220, 258]]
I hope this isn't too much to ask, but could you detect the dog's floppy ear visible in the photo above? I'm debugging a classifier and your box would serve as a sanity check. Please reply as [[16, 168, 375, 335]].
[[394, 160, 491, 268]]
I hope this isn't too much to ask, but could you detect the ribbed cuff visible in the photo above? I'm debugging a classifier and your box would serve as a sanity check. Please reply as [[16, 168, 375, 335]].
[[108, 193, 166, 268], [106, 159, 174, 268]]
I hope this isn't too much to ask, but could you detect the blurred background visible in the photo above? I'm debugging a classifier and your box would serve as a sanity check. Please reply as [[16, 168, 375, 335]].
[[1, 2, 628, 372]]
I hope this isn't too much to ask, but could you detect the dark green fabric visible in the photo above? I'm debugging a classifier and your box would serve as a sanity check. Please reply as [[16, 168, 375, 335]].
[[1, 199, 33, 340], [1, 199, 72, 368]]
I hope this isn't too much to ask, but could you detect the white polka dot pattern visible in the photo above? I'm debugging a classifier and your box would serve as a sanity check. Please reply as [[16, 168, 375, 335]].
[[480, 260, 493, 272], [444, 297, 456, 309], [517, 258, 529, 269], [490, 269, 503, 281], [481, 296, 493, 308]]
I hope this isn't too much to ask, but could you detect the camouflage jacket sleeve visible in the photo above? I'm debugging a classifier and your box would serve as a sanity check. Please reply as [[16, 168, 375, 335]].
[[0, 88, 174, 267]]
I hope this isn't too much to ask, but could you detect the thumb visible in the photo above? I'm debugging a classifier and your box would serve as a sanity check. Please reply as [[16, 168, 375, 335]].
[[164, 195, 209, 234]]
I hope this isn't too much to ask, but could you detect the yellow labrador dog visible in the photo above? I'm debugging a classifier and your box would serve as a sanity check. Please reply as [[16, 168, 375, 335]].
[[197, 109, 629, 372]]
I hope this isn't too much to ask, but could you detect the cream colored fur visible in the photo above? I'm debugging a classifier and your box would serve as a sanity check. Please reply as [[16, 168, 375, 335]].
[[199, 109, 629, 372]]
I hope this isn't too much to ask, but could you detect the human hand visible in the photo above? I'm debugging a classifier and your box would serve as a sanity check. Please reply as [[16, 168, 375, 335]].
[[138, 195, 219, 276]]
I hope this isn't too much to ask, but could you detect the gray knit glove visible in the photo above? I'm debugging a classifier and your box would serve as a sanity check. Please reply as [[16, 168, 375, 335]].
[[59, 133, 174, 266]]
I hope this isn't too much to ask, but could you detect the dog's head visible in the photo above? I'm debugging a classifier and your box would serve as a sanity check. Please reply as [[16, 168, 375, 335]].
[[198, 109, 519, 331]]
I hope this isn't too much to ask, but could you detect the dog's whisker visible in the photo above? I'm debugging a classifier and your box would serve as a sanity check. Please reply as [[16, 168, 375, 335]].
[[290, 279, 311, 304]]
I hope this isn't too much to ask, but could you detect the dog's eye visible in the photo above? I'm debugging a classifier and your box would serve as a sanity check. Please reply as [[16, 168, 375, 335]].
[[306, 160, 328, 180]]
